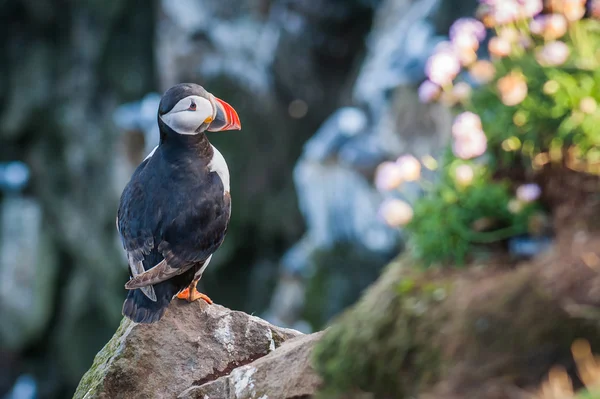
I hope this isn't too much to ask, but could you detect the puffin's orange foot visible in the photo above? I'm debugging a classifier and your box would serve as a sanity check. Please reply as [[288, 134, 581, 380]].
[[177, 287, 213, 304], [176, 287, 191, 300]]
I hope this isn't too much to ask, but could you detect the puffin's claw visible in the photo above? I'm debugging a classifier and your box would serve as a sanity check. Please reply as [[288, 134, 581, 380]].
[[177, 286, 213, 304]]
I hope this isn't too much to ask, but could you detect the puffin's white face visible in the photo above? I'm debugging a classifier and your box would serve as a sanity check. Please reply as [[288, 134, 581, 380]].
[[159, 95, 214, 135]]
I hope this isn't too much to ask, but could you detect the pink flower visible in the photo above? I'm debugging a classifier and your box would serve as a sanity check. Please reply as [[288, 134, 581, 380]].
[[480, 0, 540, 25], [536, 41, 570, 66], [396, 155, 421, 182], [493, 0, 521, 24], [453, 129, 488, 159], [456, 47, 478, 66], [549, 15, 568, 37], [375, 161, 404, 191], [518, 0, 543, 18], [450, 18, 486, 54], [451, 113, 487, 160], [453, 33, 480, 53], [498, 27, 520, 42], [454, 164, 475, 186], [450, 18, 487, 42], [452, 82, 472, 103], [530, 14, 568, 40], [469, 60, 496, 84], [378, 199, 414, 227], [551, 0, 586, 21], [425, 47, 461, 86], [488, 36, 512, 58], [516, 183, 541, 202], [452, 112, 482, 139], [418, 80, 441, 103], [497, 72, 528, 106]]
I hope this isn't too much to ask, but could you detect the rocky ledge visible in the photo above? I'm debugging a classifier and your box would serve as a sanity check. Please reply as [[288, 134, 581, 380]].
[[73, 301, 323, 399]]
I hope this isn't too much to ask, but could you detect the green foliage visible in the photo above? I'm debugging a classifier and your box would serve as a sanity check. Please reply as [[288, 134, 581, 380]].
[[467, 19, 600, 163], [405, 157, 540, 266]]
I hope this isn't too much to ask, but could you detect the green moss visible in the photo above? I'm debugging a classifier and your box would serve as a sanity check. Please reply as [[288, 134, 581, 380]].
[[73, 318, 133, 399], [312, 259, 450, 397]]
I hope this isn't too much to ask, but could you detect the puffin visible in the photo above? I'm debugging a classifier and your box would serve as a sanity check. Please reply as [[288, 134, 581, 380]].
[[116, 83, 241, 323]]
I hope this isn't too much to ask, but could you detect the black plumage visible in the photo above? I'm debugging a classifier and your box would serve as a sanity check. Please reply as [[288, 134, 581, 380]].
[[116, 83, 238, 323]]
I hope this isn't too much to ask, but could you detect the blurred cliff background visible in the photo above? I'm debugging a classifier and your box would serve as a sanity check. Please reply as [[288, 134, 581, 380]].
[[0, 0, 478, 397]]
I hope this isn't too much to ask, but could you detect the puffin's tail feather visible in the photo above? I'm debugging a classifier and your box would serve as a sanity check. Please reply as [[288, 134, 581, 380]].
[[122, 282, 178, 323]]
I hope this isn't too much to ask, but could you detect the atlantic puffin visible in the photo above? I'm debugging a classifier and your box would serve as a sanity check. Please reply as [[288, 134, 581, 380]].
[[117, 83, 241, 323]]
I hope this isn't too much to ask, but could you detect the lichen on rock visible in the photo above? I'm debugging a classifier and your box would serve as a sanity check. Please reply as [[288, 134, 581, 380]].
[[74, 318, 135, 399]]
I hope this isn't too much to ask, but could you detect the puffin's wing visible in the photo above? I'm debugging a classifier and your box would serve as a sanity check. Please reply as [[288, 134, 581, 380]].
[[117, 162, 159, 301], [124, 172, 230, 289]]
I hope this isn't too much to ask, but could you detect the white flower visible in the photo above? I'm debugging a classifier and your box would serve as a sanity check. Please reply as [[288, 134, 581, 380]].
[[530, 14, 568, 40], [452, 82, 472, 103], [450, 17, 486, 42], [580, 97, 597, 114], [493, 0, 521, 24], [516, 183, 541, 202], [452, 112, 483, 139], [453, 129, 488, 160], [374, 161, 403, 191], [378, 199, 414, 227], [454, 164, 475, 186], [425, 47, 461, 86], [536, 41, 570, 66], [396, 155, 421, 182], [519, 0, 543, 18]]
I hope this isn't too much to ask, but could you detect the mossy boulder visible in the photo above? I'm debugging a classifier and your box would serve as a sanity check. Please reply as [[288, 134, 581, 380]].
[[313, 233, 600, 398]]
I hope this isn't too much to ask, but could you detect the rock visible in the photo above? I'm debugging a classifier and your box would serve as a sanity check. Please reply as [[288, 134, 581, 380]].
[[73, 302, 301, 399], [179, 331, 325, 399]]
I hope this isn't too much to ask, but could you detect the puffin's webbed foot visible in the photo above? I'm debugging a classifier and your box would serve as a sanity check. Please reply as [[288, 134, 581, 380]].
[[176, 281, 213, 304]]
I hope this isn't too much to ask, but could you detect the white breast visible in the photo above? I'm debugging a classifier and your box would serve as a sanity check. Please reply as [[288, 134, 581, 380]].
[[208, 145, 230, 193]]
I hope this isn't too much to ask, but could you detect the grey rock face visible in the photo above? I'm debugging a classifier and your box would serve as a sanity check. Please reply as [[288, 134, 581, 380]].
[[74, 302, 302, 399], [179, 331, 325, 399]]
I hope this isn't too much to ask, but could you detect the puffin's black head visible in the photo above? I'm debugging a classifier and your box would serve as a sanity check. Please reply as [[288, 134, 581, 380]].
[[158, 83, 241, 135]]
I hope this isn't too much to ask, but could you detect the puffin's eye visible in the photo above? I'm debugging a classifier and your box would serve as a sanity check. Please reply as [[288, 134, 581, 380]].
[[189, 102, 196, 111]]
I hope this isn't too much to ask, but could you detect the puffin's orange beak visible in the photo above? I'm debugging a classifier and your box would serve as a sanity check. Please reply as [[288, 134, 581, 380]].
[[208, 97, 241, 131]]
